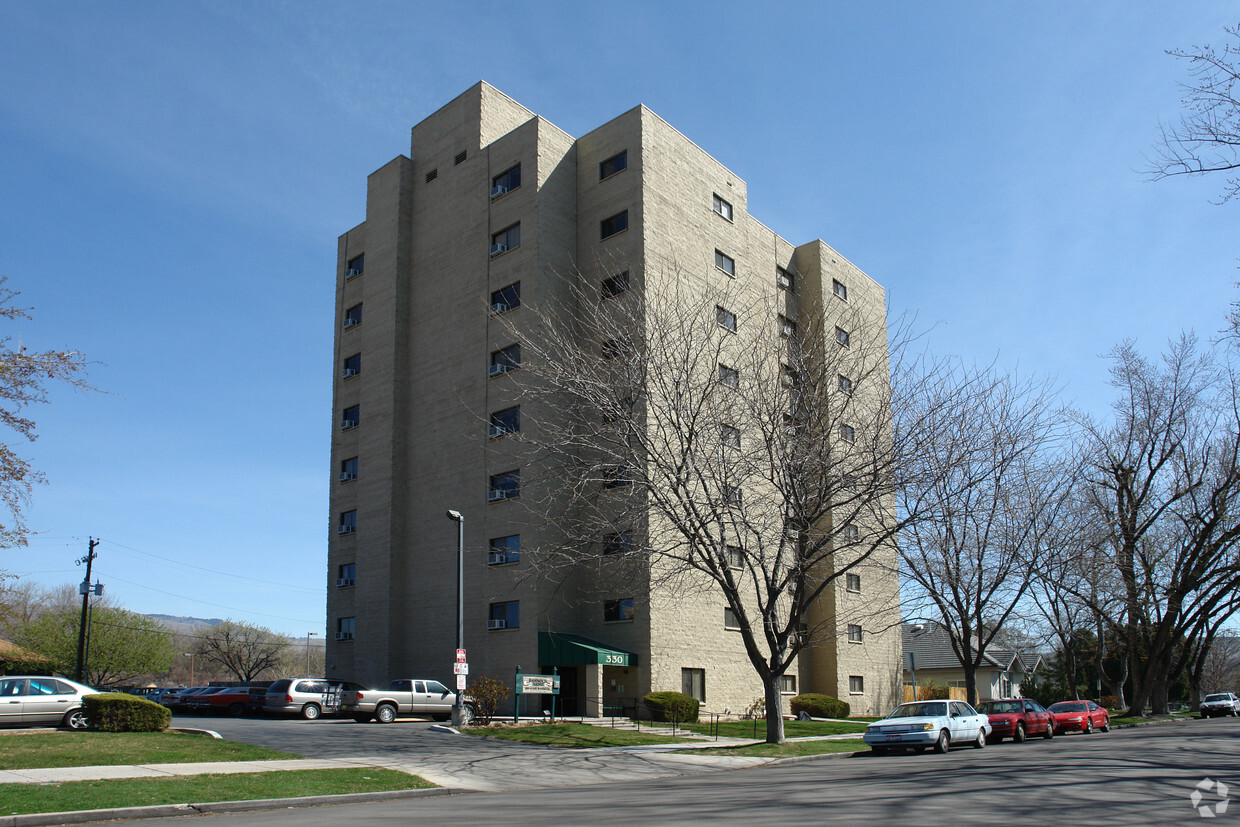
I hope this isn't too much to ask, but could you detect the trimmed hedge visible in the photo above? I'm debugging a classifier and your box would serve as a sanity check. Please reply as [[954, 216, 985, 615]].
[[643, 691, 700, 723], [789, 693, 851, 719], [83, 692, 171, 732]]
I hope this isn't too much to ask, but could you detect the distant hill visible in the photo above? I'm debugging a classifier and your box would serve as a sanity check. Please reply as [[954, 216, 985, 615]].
[[147, 614, 224, 644]]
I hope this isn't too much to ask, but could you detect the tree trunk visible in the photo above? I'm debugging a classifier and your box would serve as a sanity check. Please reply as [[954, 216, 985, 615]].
[[764, 676, 786, 744]]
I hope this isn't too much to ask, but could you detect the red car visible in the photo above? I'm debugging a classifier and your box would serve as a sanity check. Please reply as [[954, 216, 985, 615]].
[[1048, 700, 1110, 734], [977, 698, 1055, 742]]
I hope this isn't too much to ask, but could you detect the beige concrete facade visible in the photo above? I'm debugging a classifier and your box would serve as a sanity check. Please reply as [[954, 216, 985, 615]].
[[327, 82, 899, 717]]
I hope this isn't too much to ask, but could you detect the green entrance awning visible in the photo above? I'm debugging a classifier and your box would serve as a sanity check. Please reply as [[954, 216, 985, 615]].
[[538, 632, 638, 667]]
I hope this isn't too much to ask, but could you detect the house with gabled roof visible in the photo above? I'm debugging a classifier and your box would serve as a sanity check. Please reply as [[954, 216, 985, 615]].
[[902, 622, 1042, 701]]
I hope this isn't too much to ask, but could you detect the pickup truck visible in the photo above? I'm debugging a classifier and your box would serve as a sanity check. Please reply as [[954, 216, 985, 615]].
[[340, 679, 472, 723]]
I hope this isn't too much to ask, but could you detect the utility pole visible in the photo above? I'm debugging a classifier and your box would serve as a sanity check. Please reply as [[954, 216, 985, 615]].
[[75, 538, 100, 683]]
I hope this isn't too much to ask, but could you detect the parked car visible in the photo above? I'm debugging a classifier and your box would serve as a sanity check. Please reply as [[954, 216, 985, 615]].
[[340, 679, 472, 723], [976, 698, 1055, 742], [0, 676, 98, 730], [262, 679, 367, 719], [1048, 700, 1110, 734], [165, 686, 213, 710], [1199, 692, 1240, 718], [863, 700, 991, 754], [186, 686, 266, 716]]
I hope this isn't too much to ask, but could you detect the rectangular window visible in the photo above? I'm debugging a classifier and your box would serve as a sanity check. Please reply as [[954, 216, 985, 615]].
[[723, 484, 742, 507], [602, 337, 632, 360], [682, 668, 706, 702], [779, 315, 796, 338], [842, 524, 860, 542], [712, 194, 733, 221], [782, 364, 801, 389], [600, 210, 629, 239], [344, 303, 362, 328], [833, 279, 848, 301], [602, 466, 633, 488], [488, 600, 519, 630], [489, 406, 520, 438], [491, 164, 520, 198], [835, 326, 851, 347], [723, 607, 740, 630], [599, 150, 628, 179], [340, 456, 358, 482], [602, 530, 634, 556], [338, 510, 356, 535], [849, 675, 865, 694], [716, 305, 737, 332], [714, 250, 735, 277], [846, 573, 861, 593], [838, 375, 854, 394], [342, 353, 360, 378], [490, 344, 521, 376], [719, 364, 738, 388], [336, 616, 355, 640], [491, 223, 520, 256], [454, 149, 467, 165], [721, 424, 740, 449], [341, 404, 359, 430], [601, 271, 629, 299], [604, 598, 635, 623], [425, 168, 437, 183], [346, 254, 364, 278], [848, 624, 863, 643], [337, 563, 356, 587], [490, 282, 520, 314], [776, 267, 794, 292], [840, 424, 855, 443], [489, 470, 520, 502], [780, 675, 797, 693], [726, 545, 744, 569], [488, 534, 520, 565]]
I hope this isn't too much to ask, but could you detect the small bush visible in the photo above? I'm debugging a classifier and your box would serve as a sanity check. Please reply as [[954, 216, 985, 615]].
[[467, 674, 511, 725], [1098, 695, 1119, 710], [789, 693, 851, 718], [744, 696, 765, 720], [83, 692, 171, 732], [643, 691, 699, 723]]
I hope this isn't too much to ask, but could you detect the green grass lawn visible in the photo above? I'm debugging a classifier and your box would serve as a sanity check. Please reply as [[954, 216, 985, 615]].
[[681, 738, 867, 758], [2, 768, 433, 816], [0, 731, 298, 770], [463, 723, 700, 747], [679, 719, 868, 739]]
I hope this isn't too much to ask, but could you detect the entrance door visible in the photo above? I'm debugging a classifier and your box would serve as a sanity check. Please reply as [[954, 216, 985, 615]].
[[541, 666, 579, 716]]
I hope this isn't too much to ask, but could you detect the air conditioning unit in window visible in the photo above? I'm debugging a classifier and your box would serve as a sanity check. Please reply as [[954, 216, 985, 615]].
[[342, 368, 358, 378], [487, 619, 508, 630], [339, 472, 357, 481], [489, 302, 509, 314], [487, 552, 512, 565], [488, 489, 510, 502], [345, 269, 362, 279], [489, 243, 508, 257], [335, 631, 354, 640], [488, 424, 506, 439], [490, 184, 508, 198], [343, 318, 359, 329], [336, 578, 355, 587], [341, 420, 358, 430], [488, 363, 510, 377], [337, 525, 355, 535]]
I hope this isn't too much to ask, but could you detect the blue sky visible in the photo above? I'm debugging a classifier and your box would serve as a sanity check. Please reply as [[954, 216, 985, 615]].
[[1, 1, 1236, 637]]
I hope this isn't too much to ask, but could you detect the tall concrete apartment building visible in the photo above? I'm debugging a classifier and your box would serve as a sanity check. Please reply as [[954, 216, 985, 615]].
[[327, 82, 901, 717]]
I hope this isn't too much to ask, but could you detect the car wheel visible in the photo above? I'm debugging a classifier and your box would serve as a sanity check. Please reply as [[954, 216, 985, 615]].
[[1084, 719, 1093, 734], [228, 703, 245, 717], [1013, 723, 1026, 743], [1043, 721, 1054, 739], [973, 728, 986, 749], [933, 730, 950, 754], [375, 704, 397, 724], [353, 715, 371, 723], [62, 709, 89, 730], [1102, 719, 1110, 732], [301, 703, 322, 720]]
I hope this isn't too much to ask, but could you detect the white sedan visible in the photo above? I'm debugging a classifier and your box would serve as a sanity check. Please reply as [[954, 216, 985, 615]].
[[863, 700, 991, 754]]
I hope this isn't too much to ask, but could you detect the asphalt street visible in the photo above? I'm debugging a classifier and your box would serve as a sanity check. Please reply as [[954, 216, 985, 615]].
[[110, 714, 1240, 824]]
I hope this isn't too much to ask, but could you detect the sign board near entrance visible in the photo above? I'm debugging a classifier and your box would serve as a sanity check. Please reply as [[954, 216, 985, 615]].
[[518, 674, 561, 695]]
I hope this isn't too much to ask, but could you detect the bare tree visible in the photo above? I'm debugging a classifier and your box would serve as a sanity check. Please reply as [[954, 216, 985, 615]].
[[503, 265, 947, 743], [196, 619, 287, 682], [1195, 632, 1240, 697], [1147, 23, 1240, 204]]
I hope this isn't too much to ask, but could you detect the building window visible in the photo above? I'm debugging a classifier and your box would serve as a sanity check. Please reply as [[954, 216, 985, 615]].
[[604, 598, 635, 623], [719, 364, 738, 388], [342, 353, 361, 379], [601, 271, 629, 299], [340, 456, 358, 482], [846, 573, 861, 593], [338, 510, 357, 535], [602, 466, 633, 488], [336, 616, 355, 640], [833, 279, 848, 301], [782, 364, 801, 389], [779, 315, 796, 338], [602, 336, 632, 360], [491, 223, 520, 256], [721, 424, 740, 449], [716, 306, 737, 333], [682, 668, 706, 702], [838, 375, 854, 394], [488, 600, 519, 630], [454, 149, 467, 165], [489, 470, 520, 502], [723, 607, 740, 630], [602, 531, 634, 556], [337, 563, 356, 587], [346, 254, 364, 278], [848, 624, 863, 644], [344, 303, 362, 329], [775, 675, 795, 694], [726, 545, 744, 569], [840, 424, 855, 443], [712, 194, 733, 221], [714, 250, 735, 277], [489, 406, 520, 438], [842, 524, 860, 542], [835, 326, 851, 347], [488, 534, 520, 565], [491, 164, 520, 198], [600, 210, 629, 239], [491, 282, 520, 314], [849, 675, 865, 694], [425, 168, 437, 183], [599, 150, 627, 180], [723, 484, 742, 507], [776, 267, 794, 292], [341, 405, 359, 430], [490, 344, 521, 376]]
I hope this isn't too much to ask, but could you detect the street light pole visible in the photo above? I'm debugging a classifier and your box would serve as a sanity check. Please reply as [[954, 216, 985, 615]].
[[446, 509, 465, 726], [307, 632, 320, 675]]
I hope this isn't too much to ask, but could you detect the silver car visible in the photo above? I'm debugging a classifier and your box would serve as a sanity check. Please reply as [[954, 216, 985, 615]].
[[0, 676, 97, 729], [262, 678, 366, 719]]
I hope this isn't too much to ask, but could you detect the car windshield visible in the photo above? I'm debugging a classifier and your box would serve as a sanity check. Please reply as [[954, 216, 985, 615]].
[[887, 702, 948, 718], [1204, 694, 1230, 702], [978, 701, 1021, 714], [1050, 702, 1087, 712]]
